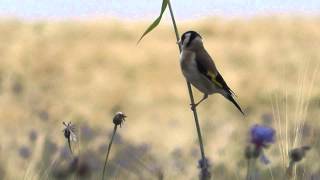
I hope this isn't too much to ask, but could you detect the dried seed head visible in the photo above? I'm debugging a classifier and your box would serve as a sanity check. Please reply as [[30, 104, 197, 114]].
[[64, 128, 70, 139], [63, 122, 77, 141], [289, 146, 311, 163], [113, 112, 126, 127]]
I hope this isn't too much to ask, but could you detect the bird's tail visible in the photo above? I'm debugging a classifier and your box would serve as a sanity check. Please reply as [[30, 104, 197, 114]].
[[225, 94, 245, 115]]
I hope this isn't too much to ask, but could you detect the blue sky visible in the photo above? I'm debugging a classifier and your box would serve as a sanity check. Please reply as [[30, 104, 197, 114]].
[[0, 0, 319, 21]]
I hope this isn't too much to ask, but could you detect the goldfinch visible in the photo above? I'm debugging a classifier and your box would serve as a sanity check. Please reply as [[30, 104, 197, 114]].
[[179, 31, 244, 115]]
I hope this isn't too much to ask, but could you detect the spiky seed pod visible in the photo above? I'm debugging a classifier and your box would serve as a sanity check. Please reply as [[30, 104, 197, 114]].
[[113, 112, 126, 127]]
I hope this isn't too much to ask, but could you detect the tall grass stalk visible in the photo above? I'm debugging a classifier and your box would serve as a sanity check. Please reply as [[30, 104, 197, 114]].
[[272, 64, 319, 179], [102, 112, 126, 180], [267, 164, 274, 180], [67, 138, 73, 155], [246, 159, 250, 180], [167, 1, 209, 178], [286, 161, 294, 179], [167, 0, 205, 160], [246, 159, 257, 180], [102, 125, 117, 180]]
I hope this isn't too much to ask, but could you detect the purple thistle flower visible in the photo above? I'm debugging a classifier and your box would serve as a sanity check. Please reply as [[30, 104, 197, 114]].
[[250, 124, 275, 148]]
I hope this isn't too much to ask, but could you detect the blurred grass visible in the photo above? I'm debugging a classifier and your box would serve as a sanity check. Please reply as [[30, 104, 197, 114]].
[[0, 17, 319, 179]]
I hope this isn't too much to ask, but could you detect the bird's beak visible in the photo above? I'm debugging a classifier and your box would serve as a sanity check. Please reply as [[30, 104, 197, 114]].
[[177, 40, 181, 45]]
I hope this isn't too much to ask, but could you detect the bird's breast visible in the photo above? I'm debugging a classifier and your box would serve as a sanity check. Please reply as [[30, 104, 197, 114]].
[[179, 50, 218, 94], [180, 50, 202, 84], [180, 50, 196, 71]]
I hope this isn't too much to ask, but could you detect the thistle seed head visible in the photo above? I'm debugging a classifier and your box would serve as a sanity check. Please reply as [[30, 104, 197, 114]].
[[113, 112, 126, 127], [289, 146, 311, 163], [63, 122, 77, 142]]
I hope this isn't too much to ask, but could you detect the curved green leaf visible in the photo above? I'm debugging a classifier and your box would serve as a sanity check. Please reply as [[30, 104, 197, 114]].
[[137, 0, 169, 44]]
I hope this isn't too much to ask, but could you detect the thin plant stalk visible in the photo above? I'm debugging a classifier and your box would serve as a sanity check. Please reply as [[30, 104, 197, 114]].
[[267, 164, 274, 180], [168, 0, 206, 161], [286, 161, 295, 180], [251, 160, 255, 180], [246, 158, 258, 180], [246, 159, 251, 180], [167, 0, 207, 163], [251, 159, 257, 180], [102, 125, 118, 180], [67, 138, 73, 155]]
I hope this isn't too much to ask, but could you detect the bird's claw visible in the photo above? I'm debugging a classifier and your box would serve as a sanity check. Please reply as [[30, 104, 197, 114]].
[[190, 103, 197, 111]]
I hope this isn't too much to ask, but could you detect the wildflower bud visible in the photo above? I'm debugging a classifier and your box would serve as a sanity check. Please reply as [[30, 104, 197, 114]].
[[252, 146, 261, 159], [245, 145, 252, 159], [260, 153, 270, 164], [289, 146, 311, 163], [198, 157, 210, 169], [29, 129, 38, 142], [113, 112, 126, 127], [198, 158, 211, 180], [245, 145, 261, 159], [69, 156, 79, 172], [19, 146, 32, 159]]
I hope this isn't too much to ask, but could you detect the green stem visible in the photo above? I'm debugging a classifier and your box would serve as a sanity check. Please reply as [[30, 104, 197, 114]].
[[251, 159, 257, 180], [246, 159, 251, 180], [67, 138, 73, 155], [102, 125, 118, 180], [167, 0, 206, 164], [286, 161, 295, 180]]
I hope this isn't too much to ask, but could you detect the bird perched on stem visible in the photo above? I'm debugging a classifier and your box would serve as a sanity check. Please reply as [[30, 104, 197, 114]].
[[179, 30, 244, 115]]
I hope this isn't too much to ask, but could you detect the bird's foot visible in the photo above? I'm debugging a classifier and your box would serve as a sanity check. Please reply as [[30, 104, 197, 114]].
[[190, 103, 197, 111]]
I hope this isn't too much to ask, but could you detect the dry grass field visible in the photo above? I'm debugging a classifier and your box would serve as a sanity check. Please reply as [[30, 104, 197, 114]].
[[0, 17, 319, 179]]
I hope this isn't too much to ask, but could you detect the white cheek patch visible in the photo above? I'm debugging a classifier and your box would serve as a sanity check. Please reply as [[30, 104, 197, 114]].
[[193, 37, 202, 44], [183, 33, 191, 46]]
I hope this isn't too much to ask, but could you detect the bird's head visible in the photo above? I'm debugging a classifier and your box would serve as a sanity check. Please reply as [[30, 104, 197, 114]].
[[179, 31, 203, 50]]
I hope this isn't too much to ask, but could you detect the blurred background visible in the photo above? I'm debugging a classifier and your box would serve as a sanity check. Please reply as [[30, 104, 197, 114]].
[[0, 0, 319, 179]]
